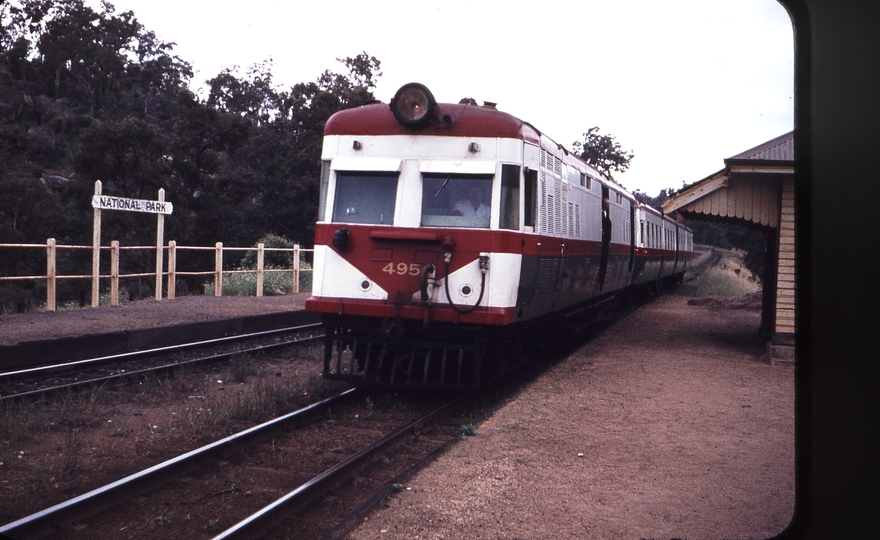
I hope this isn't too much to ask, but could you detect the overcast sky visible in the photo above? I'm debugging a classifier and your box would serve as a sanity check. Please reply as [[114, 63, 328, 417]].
[[97, 0, 793, 196]]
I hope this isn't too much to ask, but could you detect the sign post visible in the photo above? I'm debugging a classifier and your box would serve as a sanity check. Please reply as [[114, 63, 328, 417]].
[[91, 181, 174, 306], [92, 181, 102, 307], [155, 188, 166, 300]]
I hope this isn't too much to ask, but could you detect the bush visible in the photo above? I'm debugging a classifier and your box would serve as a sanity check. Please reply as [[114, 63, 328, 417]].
[[202, 234, 312, 296], [203, 262, 312, 296], [240, 234, 296, 269]]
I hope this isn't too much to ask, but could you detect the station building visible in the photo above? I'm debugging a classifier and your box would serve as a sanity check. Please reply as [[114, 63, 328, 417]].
[[662, 132, 795, 363]]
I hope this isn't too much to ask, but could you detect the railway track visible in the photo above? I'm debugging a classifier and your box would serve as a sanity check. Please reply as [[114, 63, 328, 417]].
[[0, 323, 323, 402], [681, 247, 724, 283], [0, 386, 473, 540], [0, 292, 664, 538]]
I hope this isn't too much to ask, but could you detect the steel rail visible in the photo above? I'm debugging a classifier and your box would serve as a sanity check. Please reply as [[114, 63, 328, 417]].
[[0, 322, 323, 382], [0, 332, 323, 402], [319, 435, 463, 540], [212, 391, 472, 540], [0, 387, 362, 539]]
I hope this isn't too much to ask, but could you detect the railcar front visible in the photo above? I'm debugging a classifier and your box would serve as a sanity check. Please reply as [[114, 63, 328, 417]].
[[306, 84, 534, 389]]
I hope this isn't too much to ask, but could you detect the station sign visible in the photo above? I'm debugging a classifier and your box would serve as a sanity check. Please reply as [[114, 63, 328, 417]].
[[92, 195, 173, 215]]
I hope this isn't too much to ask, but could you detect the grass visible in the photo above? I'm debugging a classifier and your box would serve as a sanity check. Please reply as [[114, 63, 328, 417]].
[[203, 263, 312, 296], [674, 248, 761, 298], [459, 424, 477, 437], [148, 515, 172, 526], [180, 373, 338, 432]]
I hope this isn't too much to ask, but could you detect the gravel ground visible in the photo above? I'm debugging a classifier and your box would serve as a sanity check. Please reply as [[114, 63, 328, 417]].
[[347, 294, 794, 540]]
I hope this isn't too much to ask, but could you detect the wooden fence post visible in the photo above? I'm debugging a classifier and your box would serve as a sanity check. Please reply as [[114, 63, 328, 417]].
[[110, 240, 119, 306], [167, 240, 176, 300], [46, 238, 56, 311], [256, 243, 265, 297], [214, 242, 223, 297], [293, 244, 301, 294]]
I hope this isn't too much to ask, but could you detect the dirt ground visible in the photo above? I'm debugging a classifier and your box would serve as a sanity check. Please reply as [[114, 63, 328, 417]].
[[347, 294, 795, 540], [0, 291, 794, 540]]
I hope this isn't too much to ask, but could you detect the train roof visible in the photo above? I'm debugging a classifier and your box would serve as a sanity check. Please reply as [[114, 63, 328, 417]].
[[325, 100, 542, 143], [324, 84, 644, 210], [324, 98, 609, 182]]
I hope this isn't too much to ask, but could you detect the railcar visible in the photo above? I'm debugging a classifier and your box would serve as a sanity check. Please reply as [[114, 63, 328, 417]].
[[306, 83, 692, 390]]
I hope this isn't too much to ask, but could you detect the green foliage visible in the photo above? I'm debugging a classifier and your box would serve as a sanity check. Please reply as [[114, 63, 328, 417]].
[[675, 249, 761, 297], [571, 127, 634, 179], [202, 262, 312, 297], [150, 515, 172, 526], [240, 234, 296, 268], [687, 221, 766, 278], [200, 234, 313, 296], [0, 1, 380, 310]]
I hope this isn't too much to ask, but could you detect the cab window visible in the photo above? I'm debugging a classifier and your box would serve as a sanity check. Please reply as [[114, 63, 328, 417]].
[[421, 174, 492, 228], [332, 172, 398, 225]]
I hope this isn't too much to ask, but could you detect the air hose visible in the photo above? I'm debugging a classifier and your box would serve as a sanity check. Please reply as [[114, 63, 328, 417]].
[[442, 251, 489, 314]]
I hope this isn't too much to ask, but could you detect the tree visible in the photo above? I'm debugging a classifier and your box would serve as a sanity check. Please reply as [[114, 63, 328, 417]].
[[207, 60, 280, 125], [633, 187, 676, 211], [571, 127, 634, 179], [0, 0, 191, 116], [194, 53, 383, 247], [0, 0, 386, 309]]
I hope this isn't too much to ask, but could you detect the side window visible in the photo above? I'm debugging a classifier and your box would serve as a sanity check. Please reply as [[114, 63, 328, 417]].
[[421, 174, 492, 228], [319, 160, 331, 221], [524, 169, 538, 230], [332, 172, 398, 224], [500, 164, 520, 231]]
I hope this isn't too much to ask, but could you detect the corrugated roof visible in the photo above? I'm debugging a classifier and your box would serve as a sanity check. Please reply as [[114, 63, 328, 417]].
[[662, 131, 795, 217], [727, 131, 794, 162]]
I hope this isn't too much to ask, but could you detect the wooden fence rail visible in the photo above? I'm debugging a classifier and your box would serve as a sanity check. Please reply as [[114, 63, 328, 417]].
[[0, 239, 312, 311]]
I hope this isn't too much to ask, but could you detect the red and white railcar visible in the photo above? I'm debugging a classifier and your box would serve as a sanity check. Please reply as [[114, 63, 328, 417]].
[[306, 83, 692, 389]]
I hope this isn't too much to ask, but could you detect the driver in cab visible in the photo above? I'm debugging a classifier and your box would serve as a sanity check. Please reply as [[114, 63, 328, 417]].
[[451, 185, 490, 218]]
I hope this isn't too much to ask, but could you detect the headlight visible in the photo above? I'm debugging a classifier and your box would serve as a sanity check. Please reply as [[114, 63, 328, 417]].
[[390, 83, 436, 127]]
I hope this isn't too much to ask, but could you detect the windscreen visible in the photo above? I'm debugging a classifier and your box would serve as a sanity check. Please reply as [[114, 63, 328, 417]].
[[332, 172, 398, 225], [421, 174, 493, 228]]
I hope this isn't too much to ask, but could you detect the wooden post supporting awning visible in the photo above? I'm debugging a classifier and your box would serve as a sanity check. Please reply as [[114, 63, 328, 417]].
[[662, 132, 796, 363]]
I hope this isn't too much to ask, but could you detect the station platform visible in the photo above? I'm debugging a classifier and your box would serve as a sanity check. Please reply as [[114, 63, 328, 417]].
[[0, 294, 317, 369]]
